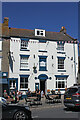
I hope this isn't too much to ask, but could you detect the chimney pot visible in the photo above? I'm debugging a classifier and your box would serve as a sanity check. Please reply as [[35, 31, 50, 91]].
[[60, 26, 66, 34]]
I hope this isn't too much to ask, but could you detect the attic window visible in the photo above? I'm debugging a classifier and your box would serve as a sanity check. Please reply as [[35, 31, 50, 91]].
[[35, 29, 45, 37]]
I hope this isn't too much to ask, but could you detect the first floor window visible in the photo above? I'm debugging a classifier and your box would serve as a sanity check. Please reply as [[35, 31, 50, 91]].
[[58, 58, 65, 69], [20, 55, 29, 69], [20, 77, 28, 89], [39, 56, 47, 71], [56, 77, 67, 89]]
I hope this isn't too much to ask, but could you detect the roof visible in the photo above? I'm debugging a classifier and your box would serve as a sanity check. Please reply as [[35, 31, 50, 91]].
[[1, 17, 77, 41], [1, 27, 76, 41]]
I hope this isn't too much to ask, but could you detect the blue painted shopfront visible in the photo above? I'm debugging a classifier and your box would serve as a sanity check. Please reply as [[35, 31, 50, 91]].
[[8, 78, 18, 93]]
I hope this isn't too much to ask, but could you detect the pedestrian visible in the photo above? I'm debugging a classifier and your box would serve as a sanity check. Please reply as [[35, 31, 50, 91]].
[[3, 90, 8, 99], [26, 88, 31, 97], [41, 90, 44, 98], [9, 91, 13, 99], [36, 88, 39, 94], [37, 90, 41, 101], [57, 88, 61, 99], [51, 89, 55, 95]]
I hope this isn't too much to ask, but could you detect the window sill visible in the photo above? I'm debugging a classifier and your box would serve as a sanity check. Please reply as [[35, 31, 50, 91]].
[[20, 89, 28, 91], [58, 70, 66, 72], [57, 51, 65, 54], [38, 50, 47, 52], [56, 88, 65, 91], [39, 70, 48, 71], [20, 69, 30, 71], [20, 49, 30, 51]]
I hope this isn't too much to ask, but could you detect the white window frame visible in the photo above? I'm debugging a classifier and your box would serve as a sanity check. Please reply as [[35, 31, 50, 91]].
[[57, 43, 64, 51], [56, 77, 67, 89], [35, 29, 45, 37], [10, 80, 16, 89], [58, 58, 64, 69], [20, 77, 28, 89], [21, 40, 29, 49], [20, 56, 29, 69]]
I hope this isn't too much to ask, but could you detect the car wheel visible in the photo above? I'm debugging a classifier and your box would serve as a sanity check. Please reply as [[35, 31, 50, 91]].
[[13, 111, 28, 120]]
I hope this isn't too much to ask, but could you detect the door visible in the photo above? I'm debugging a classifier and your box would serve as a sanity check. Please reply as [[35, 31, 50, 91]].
[[40, 80, 45, 94]]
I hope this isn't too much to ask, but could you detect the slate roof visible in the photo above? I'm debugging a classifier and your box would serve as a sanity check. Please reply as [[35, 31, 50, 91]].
[[7, 27, 76, 41]]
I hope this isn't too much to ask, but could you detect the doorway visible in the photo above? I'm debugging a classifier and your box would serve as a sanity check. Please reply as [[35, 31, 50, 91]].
[[40, 80, 45, 94]]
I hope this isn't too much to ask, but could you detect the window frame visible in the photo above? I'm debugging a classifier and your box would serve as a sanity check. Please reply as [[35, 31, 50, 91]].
[[20, 77, 28, 89], [57, 42, 64, 51], [20, 55, 30, 70], [20, 38, 29, 50], [10, 80, 16, 89], [35, 29, 45, 37], [39, 56, 47, 71], [56, 77, 67, 89], [58, 57, 65, 69], [20, 75, 29, 90]]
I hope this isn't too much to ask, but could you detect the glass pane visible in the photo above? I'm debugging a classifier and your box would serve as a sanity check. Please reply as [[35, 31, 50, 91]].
[[56, 81, 57, 88], [13, 81, 15, 87], [20, 77, 24, 82], [58, 81, 61, 88], [25, 78, 28, 82], [62, 81, 65, 88], [25, 84, 28, 88], [20, 84, 24, 88]]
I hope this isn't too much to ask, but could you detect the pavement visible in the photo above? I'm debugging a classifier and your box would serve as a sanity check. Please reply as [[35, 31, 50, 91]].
[[18, 95, 64, 110]]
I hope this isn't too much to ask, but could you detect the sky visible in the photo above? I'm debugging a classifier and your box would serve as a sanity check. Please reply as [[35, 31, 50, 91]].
[[2, 2, 78, 40]]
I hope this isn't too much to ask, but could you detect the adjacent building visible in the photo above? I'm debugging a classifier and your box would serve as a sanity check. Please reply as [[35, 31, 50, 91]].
[[0, 17, 78, 94], [78, 43, 80, 83]]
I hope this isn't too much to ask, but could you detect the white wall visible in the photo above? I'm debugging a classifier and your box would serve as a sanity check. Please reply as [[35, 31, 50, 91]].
[[9, 37, 78, 93], [0, 40, 2, 51]]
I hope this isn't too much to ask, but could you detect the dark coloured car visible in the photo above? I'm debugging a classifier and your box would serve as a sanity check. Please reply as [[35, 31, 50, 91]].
[[0, 97, 32, 120], [64, 84, 80, 109]]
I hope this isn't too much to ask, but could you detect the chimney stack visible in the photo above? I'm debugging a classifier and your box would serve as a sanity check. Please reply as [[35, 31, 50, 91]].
[[3, 17, 9, 26], [60, 26, 66, 34]]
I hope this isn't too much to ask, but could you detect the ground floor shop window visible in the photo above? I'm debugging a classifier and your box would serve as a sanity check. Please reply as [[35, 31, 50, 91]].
[[20, 76, 28, 89], [10, 80, 16, 89], [56, 77, 67, 89]]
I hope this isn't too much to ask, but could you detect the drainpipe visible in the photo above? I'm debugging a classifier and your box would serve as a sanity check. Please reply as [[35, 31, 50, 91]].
[[73, 43, 77, 83]]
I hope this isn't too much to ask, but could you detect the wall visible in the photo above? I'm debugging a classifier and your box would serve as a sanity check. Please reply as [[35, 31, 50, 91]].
[[2, 39, 10, 74], [9, 37, 78, 93]]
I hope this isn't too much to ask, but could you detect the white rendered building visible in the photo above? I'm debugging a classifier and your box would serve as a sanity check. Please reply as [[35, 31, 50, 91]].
[[1, 18, 78, 94], [8, 28, 78, 94]]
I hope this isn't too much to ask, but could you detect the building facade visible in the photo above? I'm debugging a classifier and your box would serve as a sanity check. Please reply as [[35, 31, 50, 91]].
[[1, 17, 78, 94], [78, 43, 80, 83]]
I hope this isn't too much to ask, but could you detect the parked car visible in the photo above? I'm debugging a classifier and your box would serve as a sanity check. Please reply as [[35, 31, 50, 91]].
[[0, 97, 32, 120], [64, 84, 80, 109]]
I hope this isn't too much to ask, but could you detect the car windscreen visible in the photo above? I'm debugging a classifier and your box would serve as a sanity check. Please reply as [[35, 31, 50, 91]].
[[65, 88, 78, 94]]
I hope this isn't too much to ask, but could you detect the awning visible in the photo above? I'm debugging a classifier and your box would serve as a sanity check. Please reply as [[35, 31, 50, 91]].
[[38, 74, 48, 80], [20, 75, 30, 78], [55, 75, 69, 78]]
